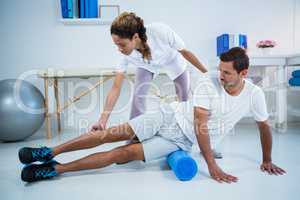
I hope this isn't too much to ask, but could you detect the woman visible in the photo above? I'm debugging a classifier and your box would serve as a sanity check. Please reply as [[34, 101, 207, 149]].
[[91, 12, 207, 132]]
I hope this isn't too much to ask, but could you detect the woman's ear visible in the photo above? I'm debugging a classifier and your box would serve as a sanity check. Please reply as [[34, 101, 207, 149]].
[[132, 33, 139, 40]]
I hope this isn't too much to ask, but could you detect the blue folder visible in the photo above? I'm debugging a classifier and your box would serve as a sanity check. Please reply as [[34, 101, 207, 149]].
[[79, 0, 85, 18], [60, 0, 73, 18], [292, 70, 300, 78], [84, 0, 98, 18], [84, 0, 89, 18], [88, 0, 98, 18], [217, 34, 229, 57], [289, 78, 300, 86], [67, 0, 73, 18], [60, 0, 68, 18]]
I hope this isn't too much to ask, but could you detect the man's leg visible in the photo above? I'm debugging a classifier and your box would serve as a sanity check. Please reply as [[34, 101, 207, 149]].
[[52, 123, 136, 157], [19, 123, 136, 164], [21, 143, 145, 182], [55, 143, 145, 174]]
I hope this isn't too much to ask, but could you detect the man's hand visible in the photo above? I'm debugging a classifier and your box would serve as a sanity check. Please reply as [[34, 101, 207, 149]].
[[260, 161, 286, 175], [208, 164, 238, 183], [90, 120, 106, 132]]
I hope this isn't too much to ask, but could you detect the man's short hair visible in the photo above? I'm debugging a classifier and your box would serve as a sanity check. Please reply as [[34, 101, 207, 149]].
[[220, 47, 249, 73]]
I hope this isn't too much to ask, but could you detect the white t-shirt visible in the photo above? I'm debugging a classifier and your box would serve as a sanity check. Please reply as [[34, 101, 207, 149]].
[[115, 22, 187, 80], [170, 74, 269, 147]]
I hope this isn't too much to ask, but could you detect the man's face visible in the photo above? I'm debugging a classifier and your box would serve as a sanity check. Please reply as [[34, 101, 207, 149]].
[[111, 34, 138, 55], [218, 61, 247, 89]]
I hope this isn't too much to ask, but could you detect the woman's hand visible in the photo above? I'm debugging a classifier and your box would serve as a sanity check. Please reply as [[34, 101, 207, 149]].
[[90, 120, 106, 132]]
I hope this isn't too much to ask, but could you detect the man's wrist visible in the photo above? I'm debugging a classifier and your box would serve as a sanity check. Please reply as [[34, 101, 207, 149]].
[[206, 157, 217, 167], [263, 157, 272, 163]]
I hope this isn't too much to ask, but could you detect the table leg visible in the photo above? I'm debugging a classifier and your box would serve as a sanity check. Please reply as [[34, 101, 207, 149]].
[[54, 78, 61, 133], [275, 65, 287, 132], [44, 78, 51, 139]]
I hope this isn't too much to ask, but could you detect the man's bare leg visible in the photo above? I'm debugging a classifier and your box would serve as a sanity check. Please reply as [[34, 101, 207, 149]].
[[55, 143, 145, 174], [52, 123, 135, 157]]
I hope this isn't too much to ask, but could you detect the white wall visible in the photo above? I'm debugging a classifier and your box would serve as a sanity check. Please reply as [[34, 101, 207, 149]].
[[294, 0, 300, 52], [0, 0, 297, 79], [0, 0, 299, 131]]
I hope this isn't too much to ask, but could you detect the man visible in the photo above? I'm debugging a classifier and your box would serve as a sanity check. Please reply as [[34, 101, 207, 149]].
[[19, 47, 285, 183], [188, 47, 286, 182]]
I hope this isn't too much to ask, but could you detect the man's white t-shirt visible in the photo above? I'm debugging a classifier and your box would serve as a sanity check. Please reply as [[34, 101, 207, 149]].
[[115, 22, 187, 80], [170, 75, 269, 147]]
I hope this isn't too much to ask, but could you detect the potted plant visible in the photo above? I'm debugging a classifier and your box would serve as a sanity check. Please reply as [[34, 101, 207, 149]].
[[256, 40, 277, 55]]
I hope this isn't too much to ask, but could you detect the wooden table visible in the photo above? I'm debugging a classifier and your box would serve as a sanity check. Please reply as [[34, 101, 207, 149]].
[[37, 67, 168, 139]]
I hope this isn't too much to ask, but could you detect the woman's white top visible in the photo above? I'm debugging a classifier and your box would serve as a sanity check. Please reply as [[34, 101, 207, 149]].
[[115, 22, 187, 80]]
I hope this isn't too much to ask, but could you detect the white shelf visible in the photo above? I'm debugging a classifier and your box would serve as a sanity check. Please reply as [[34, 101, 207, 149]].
[[287, 54, 300, 66], [287, 85, 300, 91], [287, 106, 300, 117], [61, 18, 112, 25]]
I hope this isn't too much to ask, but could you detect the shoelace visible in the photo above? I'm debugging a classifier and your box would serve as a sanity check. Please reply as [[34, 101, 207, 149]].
[[35, 168, 57, 178], [32, 147, 52, 161]]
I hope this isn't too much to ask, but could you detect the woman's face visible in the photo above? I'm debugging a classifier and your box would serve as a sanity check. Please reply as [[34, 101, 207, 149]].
[[111, 34, 138, 55]]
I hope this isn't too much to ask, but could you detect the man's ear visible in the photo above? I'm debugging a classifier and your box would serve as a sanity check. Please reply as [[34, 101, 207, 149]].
[[240, 69, 248, 78]]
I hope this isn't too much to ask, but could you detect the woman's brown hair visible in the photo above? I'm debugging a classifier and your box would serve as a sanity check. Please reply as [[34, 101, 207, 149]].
[[111, 12, 151, 62]]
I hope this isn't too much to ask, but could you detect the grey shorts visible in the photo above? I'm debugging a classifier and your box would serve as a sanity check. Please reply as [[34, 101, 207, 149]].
[[128, 104, 193, 162]]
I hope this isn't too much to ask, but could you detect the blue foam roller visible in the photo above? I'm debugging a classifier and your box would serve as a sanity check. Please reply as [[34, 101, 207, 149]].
[[289, 78, 300, 86], [292, 70, 300, 78], [167, 150, 198, 181]]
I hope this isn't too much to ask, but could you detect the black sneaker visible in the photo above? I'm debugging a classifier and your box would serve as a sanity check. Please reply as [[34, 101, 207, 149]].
[[21, 160, 59, 183], [19, 146, 54, 164]]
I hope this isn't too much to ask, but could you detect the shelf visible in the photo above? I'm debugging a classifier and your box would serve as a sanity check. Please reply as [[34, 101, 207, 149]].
[[286, 54, 300, 66], [287, 106, 300, 117], [287, 85, 300, 91], [61, 18, 112, 25]]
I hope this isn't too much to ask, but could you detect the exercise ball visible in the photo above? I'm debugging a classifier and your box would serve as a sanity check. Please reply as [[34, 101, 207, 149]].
[[0, 79, 45, 142]]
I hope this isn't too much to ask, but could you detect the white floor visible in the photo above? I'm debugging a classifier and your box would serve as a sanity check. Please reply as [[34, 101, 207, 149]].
[[0, 123, 299, 200]]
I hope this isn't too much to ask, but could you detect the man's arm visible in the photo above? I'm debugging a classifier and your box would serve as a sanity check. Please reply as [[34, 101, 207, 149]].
[[194, 107, 238, 183], [256, 120, 286, 175], [179, 49, 208, 73]]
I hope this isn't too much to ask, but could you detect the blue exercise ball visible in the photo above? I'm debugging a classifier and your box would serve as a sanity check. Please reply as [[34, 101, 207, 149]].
[[0, 79, 45, 142]]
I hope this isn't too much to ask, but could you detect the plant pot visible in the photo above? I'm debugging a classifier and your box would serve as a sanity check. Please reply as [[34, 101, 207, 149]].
[[259, 47, 272, 55]]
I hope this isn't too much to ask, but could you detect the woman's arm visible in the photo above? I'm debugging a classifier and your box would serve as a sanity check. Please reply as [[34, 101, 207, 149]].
[[179, 49, 208, 73], [94, 72, 125, 129]]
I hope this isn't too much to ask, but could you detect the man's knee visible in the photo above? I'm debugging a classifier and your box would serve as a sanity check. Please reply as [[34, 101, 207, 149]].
[[90, 123, 136, 143], [113, 144, 145, 163]]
